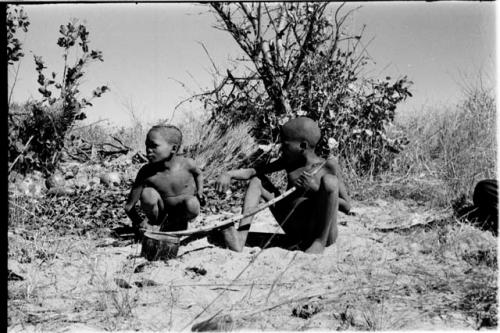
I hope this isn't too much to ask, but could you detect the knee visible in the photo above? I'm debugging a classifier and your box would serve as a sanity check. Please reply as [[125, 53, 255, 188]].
[[249, 177, 262, 188], [184, 196, 200, 216], [320, 174, 339, 193], [141, 187, 160, 207]]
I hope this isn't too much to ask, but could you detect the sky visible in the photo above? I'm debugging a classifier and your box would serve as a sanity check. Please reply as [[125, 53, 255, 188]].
[[7, 2, 496, 128]]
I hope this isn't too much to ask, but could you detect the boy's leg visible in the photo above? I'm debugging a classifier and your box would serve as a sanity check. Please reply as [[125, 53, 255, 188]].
[[140, 187, 165, 225], [309, 174, 340, 253], [279, 174, 340, 253], [222, 176, 278, 252], [160, 196, 200, 232]]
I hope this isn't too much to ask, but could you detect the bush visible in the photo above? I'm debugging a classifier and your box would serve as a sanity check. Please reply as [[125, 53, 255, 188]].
[[8, 19, 109, 176], [203, 3, 412, 176]]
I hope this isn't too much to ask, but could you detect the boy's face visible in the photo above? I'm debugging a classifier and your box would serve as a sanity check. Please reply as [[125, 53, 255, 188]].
[[145, 130, 176, 163], [280, 133, 303, 164]]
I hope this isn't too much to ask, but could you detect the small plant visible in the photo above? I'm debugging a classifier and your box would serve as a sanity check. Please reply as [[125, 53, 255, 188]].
[[9, 18, 109, 175], [7, 5, 30, 106], [7, 5, 30, 65]]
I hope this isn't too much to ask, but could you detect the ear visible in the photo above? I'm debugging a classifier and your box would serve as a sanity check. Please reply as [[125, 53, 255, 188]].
[[299, 141, 308, 150], [171, 144, 179, 153]]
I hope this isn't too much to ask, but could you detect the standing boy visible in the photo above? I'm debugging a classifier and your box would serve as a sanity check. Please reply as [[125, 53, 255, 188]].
[[125, 125, 205, 235], [216, 117, 351, 254]]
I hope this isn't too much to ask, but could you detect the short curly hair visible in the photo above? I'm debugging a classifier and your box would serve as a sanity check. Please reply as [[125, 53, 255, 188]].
[[148, 124, 183, 146], [281, 117, 321, 148]]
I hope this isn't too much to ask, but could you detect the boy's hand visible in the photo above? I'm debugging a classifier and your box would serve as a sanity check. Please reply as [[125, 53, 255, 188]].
[[132, 223, 144, 242], [215, 173, 231, 193], [296, 171, 319, 192], [197, 193, 207, 207]]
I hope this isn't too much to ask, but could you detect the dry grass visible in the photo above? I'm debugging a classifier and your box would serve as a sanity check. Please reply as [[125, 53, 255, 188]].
[[8, 193, 498, 330], [394, 86, 496, 203], [347, 85, 496, 208], [182, 120, 258, 180], [8, 197, 142, 330]]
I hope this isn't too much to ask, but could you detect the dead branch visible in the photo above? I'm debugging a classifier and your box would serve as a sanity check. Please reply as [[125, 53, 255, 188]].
[[211, 3, 257, 61], [238, 2, 257, 35], [198, 41, 221, 75], [265, 252, 298, 304], [111, 135, 130, 150], [285, 3, 328, 89]]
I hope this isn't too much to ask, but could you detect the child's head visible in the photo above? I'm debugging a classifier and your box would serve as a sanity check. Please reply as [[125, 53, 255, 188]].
[[145, 125, 183, 163], [280, 117, 321, 162]]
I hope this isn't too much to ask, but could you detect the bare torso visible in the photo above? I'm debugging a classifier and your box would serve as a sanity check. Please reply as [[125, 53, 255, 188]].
[[285, 158, 328, 201], [142, 156, 196, 207]]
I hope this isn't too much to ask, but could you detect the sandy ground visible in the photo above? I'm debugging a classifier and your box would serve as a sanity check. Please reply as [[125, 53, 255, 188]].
[[8, 198, 494, 332]]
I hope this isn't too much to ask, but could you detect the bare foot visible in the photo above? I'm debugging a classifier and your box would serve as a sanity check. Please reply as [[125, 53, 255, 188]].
[[305, 240, 325, 254], [221, 225, 243, 252]]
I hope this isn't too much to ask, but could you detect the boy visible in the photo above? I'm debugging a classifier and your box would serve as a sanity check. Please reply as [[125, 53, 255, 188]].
[[125, 125, 205, 236], [215, 117, 351, 254]]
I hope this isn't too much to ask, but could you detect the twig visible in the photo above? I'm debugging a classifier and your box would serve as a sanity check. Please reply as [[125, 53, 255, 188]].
[[68, 146, 91, 161], [168, 282, 175, 330], [198, 41, 220, 75], [110, 136, 130, 150], [9, 199, 38, 219], [9, 135, 34, 173], [265, 252, 297, 304], [71, 119, 108, 130], [169, 282, 297, 288], [8, 33, 28, 105], [132, 151, 148, 163], [241, 290, 325, 318], [8, 59, 23, 105], [210, 287, 241, 292], [170, 75, 230, 121]]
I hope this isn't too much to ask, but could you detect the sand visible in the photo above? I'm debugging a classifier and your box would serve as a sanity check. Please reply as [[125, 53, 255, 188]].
[[9, 198, 493, 331]]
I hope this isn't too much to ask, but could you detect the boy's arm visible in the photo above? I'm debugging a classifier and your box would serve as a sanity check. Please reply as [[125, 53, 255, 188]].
[[124, 168, 146, 227], [325, 158, 352, 214], [187, 158, 204, 199], [216, 158, 285, 193]]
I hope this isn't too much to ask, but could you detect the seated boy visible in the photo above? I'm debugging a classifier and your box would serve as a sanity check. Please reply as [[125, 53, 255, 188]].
[[215, 117, 351, 254], [124, 125, 205, 236]]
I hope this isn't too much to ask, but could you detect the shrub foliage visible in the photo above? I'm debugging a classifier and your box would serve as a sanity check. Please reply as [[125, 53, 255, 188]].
[[8, 15, 109, 175], [7, 6, 30, 65], [200, 3, 412, 174]]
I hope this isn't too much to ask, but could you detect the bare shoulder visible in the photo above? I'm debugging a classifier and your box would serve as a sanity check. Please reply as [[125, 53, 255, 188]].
[[177, 156, 196, 168], [324, 157, 341, 175]]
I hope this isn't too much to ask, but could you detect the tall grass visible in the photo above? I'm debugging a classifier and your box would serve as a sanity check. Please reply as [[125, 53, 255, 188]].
[[181, 118, 257, 180], [374, 85, 496, 206], [342, 84, 496, 208]]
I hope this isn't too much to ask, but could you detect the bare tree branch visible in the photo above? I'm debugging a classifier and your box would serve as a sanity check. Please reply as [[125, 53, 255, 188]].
[[285, 3, 328, 90], [198, 41, 221, 75], [211, 3, 256, 61], [238, 2, 257, 35]]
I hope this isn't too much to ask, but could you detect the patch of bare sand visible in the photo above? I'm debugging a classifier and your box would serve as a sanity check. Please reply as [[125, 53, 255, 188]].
[[10, 199, 492, 331]]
